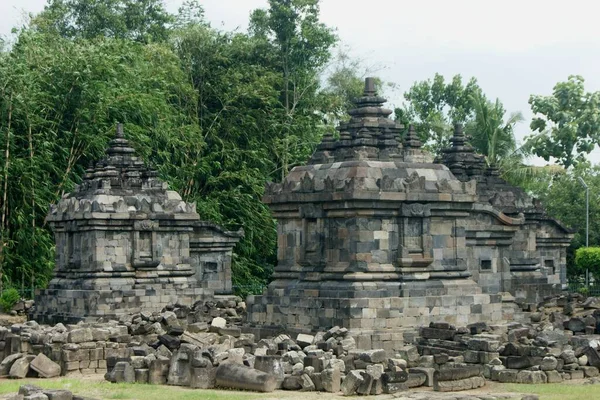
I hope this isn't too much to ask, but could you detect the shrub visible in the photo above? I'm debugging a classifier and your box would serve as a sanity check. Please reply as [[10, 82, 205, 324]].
[[575, 247, 600, 282], [0, 288, 20, 312]]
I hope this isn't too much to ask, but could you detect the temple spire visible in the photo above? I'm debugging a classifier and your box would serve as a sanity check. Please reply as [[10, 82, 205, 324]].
[[116, 123, 124, 139], [364, 77, 377, 96], [403, 124, 422, 149]]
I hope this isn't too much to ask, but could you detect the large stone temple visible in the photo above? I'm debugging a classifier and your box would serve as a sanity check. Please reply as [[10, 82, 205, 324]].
[[33, 125, 242, 323], [246, 78, 573, 350]]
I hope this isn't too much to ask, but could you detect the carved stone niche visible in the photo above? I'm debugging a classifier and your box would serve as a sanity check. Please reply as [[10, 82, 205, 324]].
[[133, 220, 160, 269], [299, 205, 325, 268], [398, 203, 433, 269]]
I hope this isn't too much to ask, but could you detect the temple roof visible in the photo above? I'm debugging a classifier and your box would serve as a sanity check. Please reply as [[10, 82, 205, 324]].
[[267, 79, 475, 203], [47, 124, 199, 221]]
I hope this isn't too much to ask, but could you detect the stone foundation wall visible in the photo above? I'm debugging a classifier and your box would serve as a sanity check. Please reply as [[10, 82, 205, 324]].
[[31, 286, 215, 325]]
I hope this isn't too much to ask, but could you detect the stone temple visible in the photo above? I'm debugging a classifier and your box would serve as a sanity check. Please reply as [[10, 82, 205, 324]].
[[246, 78, 573, 350], [33, 124, 242, 324]]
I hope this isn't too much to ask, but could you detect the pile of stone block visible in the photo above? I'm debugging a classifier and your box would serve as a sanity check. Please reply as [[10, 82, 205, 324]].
[[414, 315, 600, 388], [4, 384, 98, 400], [102, 323, 422, 395], [0, 298, 245, 379]]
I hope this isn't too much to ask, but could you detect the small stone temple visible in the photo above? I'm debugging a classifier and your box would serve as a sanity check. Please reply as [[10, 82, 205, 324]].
[[246, 78, 573, 349], [33, 125, 242, 324]]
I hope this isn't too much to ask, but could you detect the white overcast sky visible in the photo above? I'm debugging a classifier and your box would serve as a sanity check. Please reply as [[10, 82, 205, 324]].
[[2, 0, 600, 165]]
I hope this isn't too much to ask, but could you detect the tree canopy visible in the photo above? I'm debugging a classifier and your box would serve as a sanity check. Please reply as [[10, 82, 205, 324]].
[[0, 0, 338, 294], [527, 75, 600, 169]]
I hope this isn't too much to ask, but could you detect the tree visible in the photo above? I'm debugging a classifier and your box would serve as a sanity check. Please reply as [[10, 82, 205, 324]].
[[528, 163, 600, 279], [0, 29, 202, 290], [466, 92, 523, 166], [34, 0, 174, 43], [527, 75, 600, 169], [249, 0, 337, 180], [321, 46, 387, 124], [399, 73, 481, 155]]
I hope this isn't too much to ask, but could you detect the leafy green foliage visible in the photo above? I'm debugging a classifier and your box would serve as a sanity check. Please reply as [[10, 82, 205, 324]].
[[399, 73, 481, 155], [524, 163, 600, 279], [527, 75, 600, 168], [0, 288, 20, 311], [465, 92, 523, 166], [0, 30, 202, 288], [575, 247, 600, 281], [35, 0, 174, 43], [321, 47, 386, 124], [0, 0, 339, 295], [249, 0, 337, 180]]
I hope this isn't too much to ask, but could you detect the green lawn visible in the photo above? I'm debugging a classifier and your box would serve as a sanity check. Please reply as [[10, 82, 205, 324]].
[[0, 379, 262, 400], [503, 383, 600, 400], [1, 378, 600, 400]]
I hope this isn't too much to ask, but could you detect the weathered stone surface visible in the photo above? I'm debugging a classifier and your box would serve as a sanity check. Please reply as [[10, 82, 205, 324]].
[[411, 367, 435, 387], [43, 390, 73, 400], [517, 370, 547, 384], [190, 367, 216, 389], [167, 349, 192, 386], [134, 369, 148, 384], [434, 365, 482, 381], [434, 376, 485, 392], [358, 349, 386, 364], [254, 355, 284, 389], [406, 371, 427, 388], [23, 393, 48, 400], [496, 369, 519, 383], [282, 376, 302, 390], [18, 385, 42, 396], [215, 363, 277, 392], [30, 353, 61, 378], [582, 366, 600, 378], [148, 358, 170, 385], [246, 79, 572, 334], [296, 334, 314, 348], [105, 362, 134, 383], [540, 356, 558, 371], [341, 370, 364, 396], [10, 356, 34, 379], [545, 370, 562, 383], [299, 374, 315, 392], [1, 353, 24, 376], [321, 367, 341, 393]]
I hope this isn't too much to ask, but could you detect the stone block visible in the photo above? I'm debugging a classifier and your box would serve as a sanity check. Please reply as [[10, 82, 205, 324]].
[[149, 358, 170, 385], [253, 355, 284, 389], [10, 355, 34, 379], [134, 368, 149, 384], [341, 370, 363, 396], [434, 376, 485, 392], [517, 370, 547, 384], [43, 390, 72, 400], [214, 363, 277, 392], [0, 353, 24, 376], [321, 367, 341, 393], [410, 367, 435, 387], [190, 367, 216, 389], [105, 361, 134, 383], [67, 329, 93, 344], [30, 353, 61, 378]]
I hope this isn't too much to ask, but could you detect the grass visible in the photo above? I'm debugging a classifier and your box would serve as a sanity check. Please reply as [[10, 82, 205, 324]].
[[503, 383, 600, 400], [2, 378, 600, 400], [0, 379, 263, 400]]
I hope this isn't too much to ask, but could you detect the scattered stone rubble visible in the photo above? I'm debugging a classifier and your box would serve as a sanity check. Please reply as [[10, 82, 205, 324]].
[[4, 384, 99, 400], [9, 299, 35, 317], [0, 297, 245, 379], [2, 293, 600, 397]]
